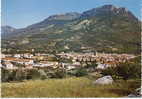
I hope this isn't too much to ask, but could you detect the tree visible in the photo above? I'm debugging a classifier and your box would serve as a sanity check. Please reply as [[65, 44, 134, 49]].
[[15, 69, 27, 81], [75, 68, 88, 77], [102, 61, 141, 80], [38, 69, 47, 80]]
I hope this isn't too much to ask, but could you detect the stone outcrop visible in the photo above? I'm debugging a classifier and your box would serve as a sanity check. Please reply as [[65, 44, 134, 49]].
[[93, 75, 113, 85]]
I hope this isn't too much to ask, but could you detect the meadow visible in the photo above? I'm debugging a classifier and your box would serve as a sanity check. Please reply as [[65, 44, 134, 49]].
[[1, 77, 140, 98]]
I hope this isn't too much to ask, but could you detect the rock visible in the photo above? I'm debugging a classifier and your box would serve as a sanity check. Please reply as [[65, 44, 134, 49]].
[[127, 88, 142, 97], [93, 75, 113, 85], [135, 88, 141, 96], [127, 94, 137, 97]]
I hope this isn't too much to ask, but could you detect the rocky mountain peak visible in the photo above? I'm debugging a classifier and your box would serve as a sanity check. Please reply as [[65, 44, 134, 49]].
[[81, 4, 137, 20], [100, 4, 117, 10]]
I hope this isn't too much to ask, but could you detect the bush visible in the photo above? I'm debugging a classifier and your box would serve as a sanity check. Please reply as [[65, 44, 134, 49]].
[[1, 68, 49, 82], [102, 67, 116, 76], [27, 69, 41, 80], [85, 62, 97, 69], [46, 68, 66, 79], [53, 69, 66, 78], [1, 68, 27, 82], [117, 63, 141, 80], [75, 68, 88, 77], [38, 69, 47, 80], [102, 62, 141, 80], [1, 68, 12, 82], [2, 68, 67, 82], [14, 69, 27, 81]]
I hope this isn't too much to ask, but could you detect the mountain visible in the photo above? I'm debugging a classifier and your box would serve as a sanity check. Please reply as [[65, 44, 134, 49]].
[[81, 5, 137, 20], [27, 12, 81, 29], [1, 12, 81, 39], [1, 26, 16, 34], [1, 5, 141, 54]]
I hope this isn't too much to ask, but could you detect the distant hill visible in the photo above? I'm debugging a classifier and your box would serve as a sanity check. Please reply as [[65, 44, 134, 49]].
[[1, 26, 16, 37], [1, 5, 141, 54], [27, 12, 81, 29]]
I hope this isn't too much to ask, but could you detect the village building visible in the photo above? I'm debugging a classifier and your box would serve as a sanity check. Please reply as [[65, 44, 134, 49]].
[[13, 54, 21, 58], [1, 54, 6, 58], [25, 65, 33, 69], [2, 57, 34, 66], [60, 63, 76, 70], [96, 63, 108, 70], [33, 61, 58, 68], [2, 61, 18, 70], [23, 53, 34, 59]]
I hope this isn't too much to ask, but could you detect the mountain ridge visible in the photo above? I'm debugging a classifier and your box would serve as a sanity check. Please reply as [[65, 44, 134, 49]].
[[2, 5, 141, 54]]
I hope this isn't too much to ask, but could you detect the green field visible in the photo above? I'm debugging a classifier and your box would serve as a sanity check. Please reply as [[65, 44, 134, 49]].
[[1, 77, 140, 98]]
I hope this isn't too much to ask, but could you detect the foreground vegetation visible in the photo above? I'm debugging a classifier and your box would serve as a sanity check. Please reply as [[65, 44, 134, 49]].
[[101, 56, 141, 80], [1, 77, 141, 98]]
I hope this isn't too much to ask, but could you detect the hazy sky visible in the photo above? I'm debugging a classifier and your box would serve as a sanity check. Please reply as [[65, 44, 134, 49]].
[[2, 0, 141, 28]]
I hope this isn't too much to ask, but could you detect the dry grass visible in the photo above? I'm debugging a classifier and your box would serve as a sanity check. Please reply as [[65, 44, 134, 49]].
[[1, 77, 141, 98]]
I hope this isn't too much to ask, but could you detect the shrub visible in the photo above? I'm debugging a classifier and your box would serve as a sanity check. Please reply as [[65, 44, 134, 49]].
[[53, 69, 66, 78], [14, 69, 27, 81], [27, 69, 41, 80], [102, 67, 116, 76], [1, 68, 27, 82], [116, 62, 141, 80], [102, 62, 141, 80], [1, 68, 11, 82], [67, 70, 77, 76], [38, 69, 47, 80], [75, 68, 88, 77], [85, 62, 97, 69], [47, 68, 67, 79]]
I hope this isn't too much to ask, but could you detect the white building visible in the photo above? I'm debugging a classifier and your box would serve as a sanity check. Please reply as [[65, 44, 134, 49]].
[[33, 61, 58, 68], [66, 65, 76, 70], [3, 61, 18, 69], [1, 54, 6, 58], [13, 54, 21, 58], [96, 63, 109, 70], [23, 53, 33, 58]]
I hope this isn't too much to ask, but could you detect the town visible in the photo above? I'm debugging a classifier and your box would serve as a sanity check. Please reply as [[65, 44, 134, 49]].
[[1, 52, 136, 71]]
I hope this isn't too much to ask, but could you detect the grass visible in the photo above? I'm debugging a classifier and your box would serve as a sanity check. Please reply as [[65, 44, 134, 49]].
[[1, 77, 141, 98]]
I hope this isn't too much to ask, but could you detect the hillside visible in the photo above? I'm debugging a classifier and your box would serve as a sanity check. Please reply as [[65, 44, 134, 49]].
[[1, 5, 141, 54], [1, 26, 16, 37]]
